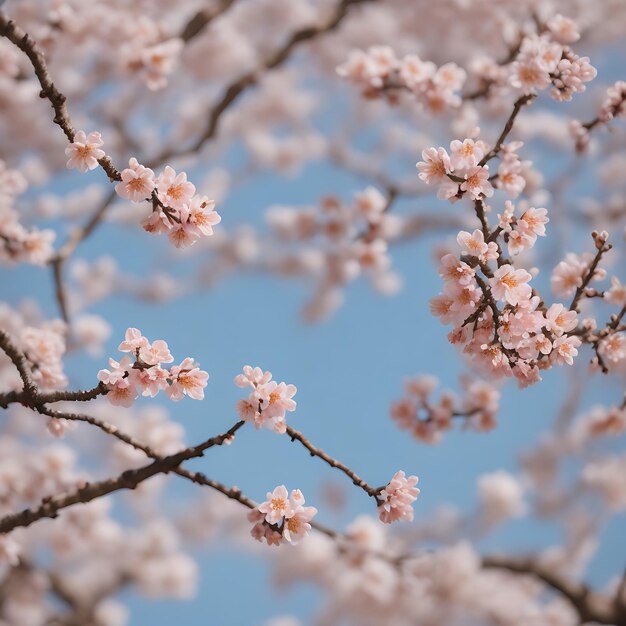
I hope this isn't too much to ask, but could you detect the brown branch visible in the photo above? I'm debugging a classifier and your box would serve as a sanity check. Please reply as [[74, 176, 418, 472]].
[[569, 231, 612, 312], [41, 406, 344, 540], [53, 190, 117, 264], [180, 0, 238, 42], [0, 12, 120, 182], [150, 0, 377, 166], [0, 328, 36, 397], [51, 257, 70, 326], [483, 555, 621, 624], [0, 420, 245, 534], [462, 34, 524, 101], [285, 425, 382, 500], [478, 94, 536, 167]]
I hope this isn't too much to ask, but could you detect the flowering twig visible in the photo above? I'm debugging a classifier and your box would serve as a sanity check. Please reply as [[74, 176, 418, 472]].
[[0, 421, 245, 534], [285, 425, 383, 500], [0, 12, 120, 183], [0, 329, 36, 397], [569, 231, 612, 312], [151, 0, 378, 165], [478, 94, 536, 167]]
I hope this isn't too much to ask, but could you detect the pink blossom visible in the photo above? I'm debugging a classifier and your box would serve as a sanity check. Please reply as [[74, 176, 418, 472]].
[[517, 207, 549, 240], [433, 62, 466, 91], [460, 166, 493, 199], [510, 57, 551, 92], [598, 334, 626, 364], [235, 367, 297, 432], [547, 14, 580, 44], [98, 356, 133, 386], [118, 328, 149, 354], [604, 277, 626, 306], [166, 357, 209, 401], [258, 485, 294, 525], [438, 254, 475, 286], [235, 366, 272, 388], [353, 187, 387, 222], [488, 265, 532, 306], [258, 381, 297, 418], [106, 379, 139, 407], [142, 209, 172, 235], [282, 505, 317, 544], [129, 366, 168, 398], [156, 166, 195, 210], [336, 49, 378, 85], [416, 147, 452, 184], [456, 229, 488, 258], [544, 304, 578, 336], [65, 130, 105, 173], [187, 195, 221, 236], [550, 335, 581, 366], [378, 470, 420, 523], [497, 155, 526, 198], [139, 340, 174, 366], [450, 138, 484, 170], [399, 54, 435, 89], [115, 158, 156, 202], [167, 213, 200, 249]]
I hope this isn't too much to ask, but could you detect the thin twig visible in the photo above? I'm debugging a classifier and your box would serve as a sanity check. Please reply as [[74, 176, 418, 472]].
[[285, 425, 382, 500]]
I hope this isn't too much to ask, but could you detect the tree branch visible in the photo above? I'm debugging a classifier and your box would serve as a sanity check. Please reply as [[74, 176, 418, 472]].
[[483, 555, 620, 624], [0, 420, 244, 534], [285, 425, 382, 500]]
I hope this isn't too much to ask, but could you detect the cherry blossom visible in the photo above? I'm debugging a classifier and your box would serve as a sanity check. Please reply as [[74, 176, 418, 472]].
[[377, 471, 420, 524], [235, 366, 297, 433], [115, 158, 156, 202], [65, 131, 105, 173], [251, 486, 317, 546]]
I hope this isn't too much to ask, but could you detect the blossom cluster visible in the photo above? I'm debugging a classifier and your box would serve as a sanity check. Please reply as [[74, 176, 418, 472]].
[[510, 27, 596, 101], [0, 303, 67, 392], [0, 409, 199, 615], [98, 327, 209, 406], [377, 470, 420, 523], [248, 486, 317, 546], [65, 131, 221, 249], [140, 165, 221, 249], [599, 80, 626, 123], [234, 366, 297, 434], [428, 207, 593, 386], [572, 80, 626, 151], [0, 160, 55, 266], [266, 188, 400, 321], [337, 45, 466, 112], [390, 375, 500, 443], [120, 37, 183, 91], [417, 136, 530, 203]]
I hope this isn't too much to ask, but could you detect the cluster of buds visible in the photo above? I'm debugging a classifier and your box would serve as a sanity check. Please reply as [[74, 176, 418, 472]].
[[337, 45, 465, 112], [390, 375, 500, 443], [234, 366, 297, 434], [266, 188, 400, 321], [248, 486, 317, 546], [98, 327, 209, 406], [509, 22, 596, 101], [0, 160, 55, 266], [377, 471, 420, 524], [417, 136, 530, 203], [427, 208, 604, 386], [65, 132, 221, 249]]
